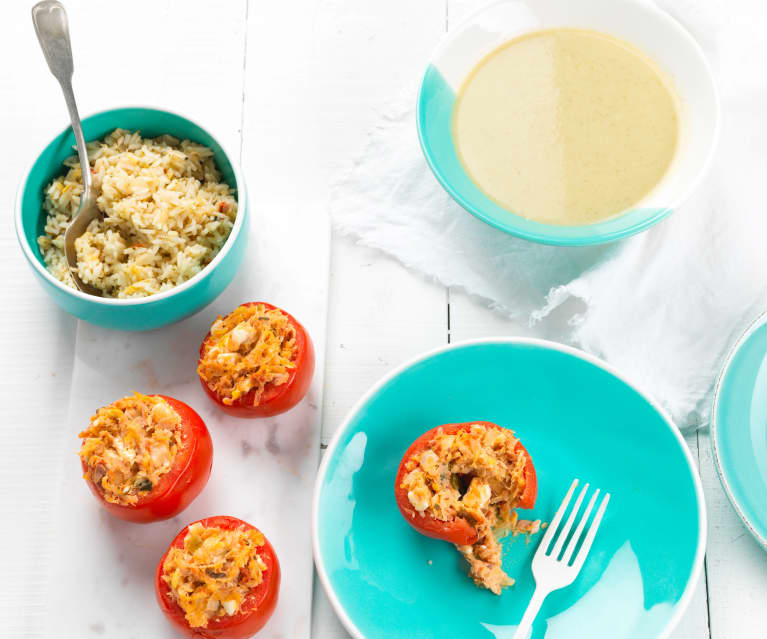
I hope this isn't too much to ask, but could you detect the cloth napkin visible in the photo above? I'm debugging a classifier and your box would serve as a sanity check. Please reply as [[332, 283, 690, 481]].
[[331, 0, 767, 430]]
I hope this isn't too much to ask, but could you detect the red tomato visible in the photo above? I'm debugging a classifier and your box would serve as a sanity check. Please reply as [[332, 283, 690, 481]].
[[155, 516, 281, 639], [198, 302, 315, 418], [80, 395, 213, 524], [394, 421, 537, 546]]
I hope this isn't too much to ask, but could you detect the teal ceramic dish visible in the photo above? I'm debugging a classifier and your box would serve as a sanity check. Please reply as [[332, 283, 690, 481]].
[[712, 312, 767, 548], [417, 0, 720, 246], [14, 106, 248, 331], [313, 339, 705, 639]]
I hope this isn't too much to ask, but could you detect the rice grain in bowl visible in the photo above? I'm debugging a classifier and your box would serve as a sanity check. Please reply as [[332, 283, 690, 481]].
[[15, 107, 248, 331], [40, 129, 238, 298]]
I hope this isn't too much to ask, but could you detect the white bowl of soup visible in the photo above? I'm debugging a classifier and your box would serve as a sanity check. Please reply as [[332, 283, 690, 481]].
[[416, 0, 720, 245]]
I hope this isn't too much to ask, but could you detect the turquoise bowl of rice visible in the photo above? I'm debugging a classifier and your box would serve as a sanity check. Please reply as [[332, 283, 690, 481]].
[[14, 106, 248, 331]]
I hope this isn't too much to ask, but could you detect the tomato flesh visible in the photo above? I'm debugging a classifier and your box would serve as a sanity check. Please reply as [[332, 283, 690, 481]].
[[155, 515, 280, 639], [81, 395, 213, 524], [394, 421, 537, 545], [198, 302, 315, 418]]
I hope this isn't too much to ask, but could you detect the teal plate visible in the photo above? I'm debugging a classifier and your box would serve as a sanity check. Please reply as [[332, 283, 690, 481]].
[[313, 339, 705, 639], [712, 312, 767, 548]]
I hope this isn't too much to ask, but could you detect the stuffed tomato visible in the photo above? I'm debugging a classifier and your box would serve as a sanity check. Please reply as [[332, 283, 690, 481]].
[[197, 302, 315, 418], [394, 421, 538, 594], [78, 392, 213, 523], [156, 516, 280, 638]]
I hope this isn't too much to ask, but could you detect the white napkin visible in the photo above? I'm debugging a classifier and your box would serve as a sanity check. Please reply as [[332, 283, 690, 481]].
[[331, 0, 766, 430]]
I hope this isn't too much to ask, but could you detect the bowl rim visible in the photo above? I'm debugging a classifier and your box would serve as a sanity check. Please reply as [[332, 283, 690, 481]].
[[312, 336, 707, 639], [710, 310, 767, 550], [415, 0, 722, 246], [14, 104, 248, 306]]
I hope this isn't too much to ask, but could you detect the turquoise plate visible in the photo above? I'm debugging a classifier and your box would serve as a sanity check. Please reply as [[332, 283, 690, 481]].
[[712, 312, 767, 548], [313, 339, 705, 639]]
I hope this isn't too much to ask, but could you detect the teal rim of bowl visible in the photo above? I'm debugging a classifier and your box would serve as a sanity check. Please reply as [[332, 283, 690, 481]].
[[415, 0, 721, 247], [711, 311, 767, 550], [14, 104, 247, 306], [312, 337, 707, 639]]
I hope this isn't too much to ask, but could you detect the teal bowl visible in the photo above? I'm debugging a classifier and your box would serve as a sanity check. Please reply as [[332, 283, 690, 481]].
[[712, 312, 767, 548], [313, 339, 706, 639], [14, 106, 248, 331], [417, 0, 720, 246]]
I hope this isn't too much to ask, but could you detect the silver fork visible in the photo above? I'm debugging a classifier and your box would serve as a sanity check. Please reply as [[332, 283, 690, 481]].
[[512, 479, 610, 639], [32, 1, 102, 296]]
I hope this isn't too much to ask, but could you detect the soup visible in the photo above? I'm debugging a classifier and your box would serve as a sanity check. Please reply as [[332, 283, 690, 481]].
[[452, 28, 680, 226]]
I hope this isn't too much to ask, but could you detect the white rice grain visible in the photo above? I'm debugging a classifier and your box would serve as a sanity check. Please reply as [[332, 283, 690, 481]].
[[38, 128, 238, 298]]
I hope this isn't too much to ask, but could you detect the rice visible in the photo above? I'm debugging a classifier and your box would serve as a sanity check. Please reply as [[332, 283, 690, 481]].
[[37, 129, 238, 298]]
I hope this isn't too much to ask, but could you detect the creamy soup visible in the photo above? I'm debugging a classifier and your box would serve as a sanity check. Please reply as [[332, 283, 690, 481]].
[[452, 28, 680, 225]]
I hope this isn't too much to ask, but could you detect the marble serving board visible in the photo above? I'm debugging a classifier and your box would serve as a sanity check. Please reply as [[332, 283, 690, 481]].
[[41, 209, 329, 638]]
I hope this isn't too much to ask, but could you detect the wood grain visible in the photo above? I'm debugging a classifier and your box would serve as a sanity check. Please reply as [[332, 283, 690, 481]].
[[3, 0, 766, 637]]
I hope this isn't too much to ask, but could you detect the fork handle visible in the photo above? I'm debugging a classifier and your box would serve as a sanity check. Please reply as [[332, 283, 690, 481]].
[[31, 1, 92, 195], [512, 585, 551, 639]]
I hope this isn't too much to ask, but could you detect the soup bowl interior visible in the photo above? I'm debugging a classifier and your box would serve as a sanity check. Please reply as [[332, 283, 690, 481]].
[[15, 106, 247, 330], [417, 0, 720, 245]]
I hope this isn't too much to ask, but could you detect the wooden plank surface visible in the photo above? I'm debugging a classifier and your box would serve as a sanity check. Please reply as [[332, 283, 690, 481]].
[[311, 0, 448, 634], [1, 0, 326, 637], [312, 0, 723, 631], [1, 0, 246, 636], [699, 430, 767, 638], [241, 0, 333, 635], [312, 0, 449, 444], [3, 0, 767, 637]]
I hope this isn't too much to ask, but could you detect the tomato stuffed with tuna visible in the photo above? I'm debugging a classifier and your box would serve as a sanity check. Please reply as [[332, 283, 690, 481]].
[[394, 421, 538, 593], [79, 393, 213, 523], [156, 515, 280, 638], [197, 302, 314, 418]]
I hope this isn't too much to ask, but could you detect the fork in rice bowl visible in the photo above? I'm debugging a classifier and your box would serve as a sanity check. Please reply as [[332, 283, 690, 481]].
[[15, 107, 249, 330]]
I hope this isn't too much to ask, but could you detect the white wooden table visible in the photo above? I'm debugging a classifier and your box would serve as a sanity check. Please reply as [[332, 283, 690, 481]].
[[2, 1, 767, 637]]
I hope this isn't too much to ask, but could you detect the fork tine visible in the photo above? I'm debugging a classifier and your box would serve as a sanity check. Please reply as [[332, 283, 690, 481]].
[[538, 478, 578, 553], [571, 492, 611, 572], [561, 489, 599, 564], [550, 483, 589, 559]]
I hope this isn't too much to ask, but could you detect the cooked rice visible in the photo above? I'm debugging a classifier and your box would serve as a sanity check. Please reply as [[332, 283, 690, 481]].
[[37, 129, 237, 298]]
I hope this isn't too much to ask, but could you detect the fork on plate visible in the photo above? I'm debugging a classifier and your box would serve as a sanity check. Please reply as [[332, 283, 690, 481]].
[[512, 479, 611, 639]]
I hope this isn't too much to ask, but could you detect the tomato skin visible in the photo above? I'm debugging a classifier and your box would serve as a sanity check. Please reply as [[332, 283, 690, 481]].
[[394, 421, 537, 545], [515, 439, 537, 510], [198, 302, 315, 418], [81, 395, 213, 524], [155, 516, 281, 639]]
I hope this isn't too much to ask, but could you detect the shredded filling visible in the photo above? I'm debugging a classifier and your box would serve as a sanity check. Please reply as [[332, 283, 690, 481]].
[[197, 304, 297, 406], [400, 424, 540, 594], [79, 393, 182, 505], [162, 523, 268, 628]]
